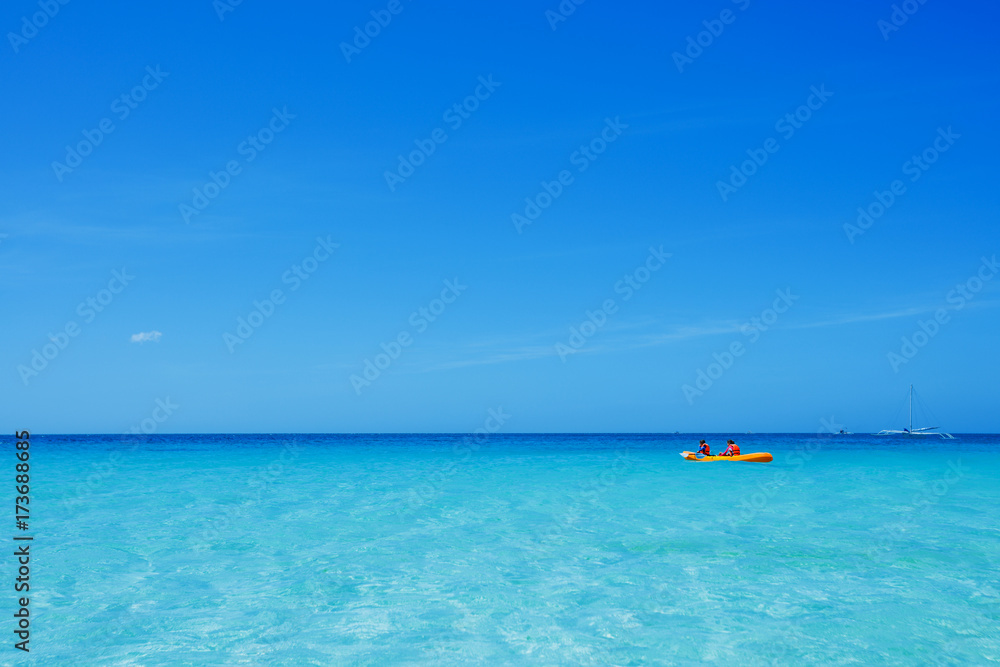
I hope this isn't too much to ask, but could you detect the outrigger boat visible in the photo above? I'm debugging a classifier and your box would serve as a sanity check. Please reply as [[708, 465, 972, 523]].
[[873, 385, 954, 439]]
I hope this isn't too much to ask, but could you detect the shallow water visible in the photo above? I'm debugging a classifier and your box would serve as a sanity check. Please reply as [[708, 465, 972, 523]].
[[28, 434, 1000, 665]]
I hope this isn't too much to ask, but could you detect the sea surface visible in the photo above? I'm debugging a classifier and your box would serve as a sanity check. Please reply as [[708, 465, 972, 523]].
[[22, 433, 1000, 665]]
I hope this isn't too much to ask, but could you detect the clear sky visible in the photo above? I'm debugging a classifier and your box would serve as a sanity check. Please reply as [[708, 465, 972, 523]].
[[2, 0, 998, 433]]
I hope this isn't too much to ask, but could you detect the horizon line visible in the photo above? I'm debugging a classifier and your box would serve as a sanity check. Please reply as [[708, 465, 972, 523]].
[[25, 431, 990, 436]]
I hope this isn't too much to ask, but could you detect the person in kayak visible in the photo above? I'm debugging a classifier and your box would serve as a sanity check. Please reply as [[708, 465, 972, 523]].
[[720, 440, 740, 457], [696, 440, 711, 456]]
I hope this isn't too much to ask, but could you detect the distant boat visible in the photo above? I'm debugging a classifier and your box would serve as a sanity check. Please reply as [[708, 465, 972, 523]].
[[837, 429, 854, 435], [873, 384, 954, 439]]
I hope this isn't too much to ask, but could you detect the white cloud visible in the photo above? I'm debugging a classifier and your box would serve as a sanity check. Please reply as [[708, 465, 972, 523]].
[[130, 331, 162, 344]]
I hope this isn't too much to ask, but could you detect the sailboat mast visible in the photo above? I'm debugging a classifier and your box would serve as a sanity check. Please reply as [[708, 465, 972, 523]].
[[909, 384, 913, 432]]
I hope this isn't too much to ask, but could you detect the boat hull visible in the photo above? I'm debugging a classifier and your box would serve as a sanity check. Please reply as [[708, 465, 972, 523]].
[[680, 451, 773, 463]]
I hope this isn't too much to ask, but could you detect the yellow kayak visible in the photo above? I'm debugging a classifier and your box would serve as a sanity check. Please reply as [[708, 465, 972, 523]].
[[680, 451, 773, 463]]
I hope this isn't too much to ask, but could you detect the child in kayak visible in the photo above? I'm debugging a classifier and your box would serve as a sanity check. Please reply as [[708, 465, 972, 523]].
[[696, 440, 711, 456], [720, 440, 740, 457]]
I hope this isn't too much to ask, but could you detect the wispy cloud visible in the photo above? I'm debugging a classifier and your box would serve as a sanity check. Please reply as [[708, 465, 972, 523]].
[[324, 298, 1000, 379], [413, 300, 1000, 371], [130, 331, 162, 343], [420, 346, 557, 372], [786, 298, 1000, 333]]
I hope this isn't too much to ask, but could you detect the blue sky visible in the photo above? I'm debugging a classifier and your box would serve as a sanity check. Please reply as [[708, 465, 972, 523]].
[[2, 0, 998, 433]]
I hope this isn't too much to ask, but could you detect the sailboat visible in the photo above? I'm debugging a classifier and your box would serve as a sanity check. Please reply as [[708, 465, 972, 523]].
[[873, 385, 954, 439]]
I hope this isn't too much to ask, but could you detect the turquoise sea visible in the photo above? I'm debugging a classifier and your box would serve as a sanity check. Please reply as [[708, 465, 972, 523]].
[[27, 434, 1000, 665]]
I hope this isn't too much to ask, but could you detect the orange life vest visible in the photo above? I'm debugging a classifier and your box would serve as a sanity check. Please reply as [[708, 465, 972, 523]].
[[730, 444, 740, 456], [698, 444, 710, 455]]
